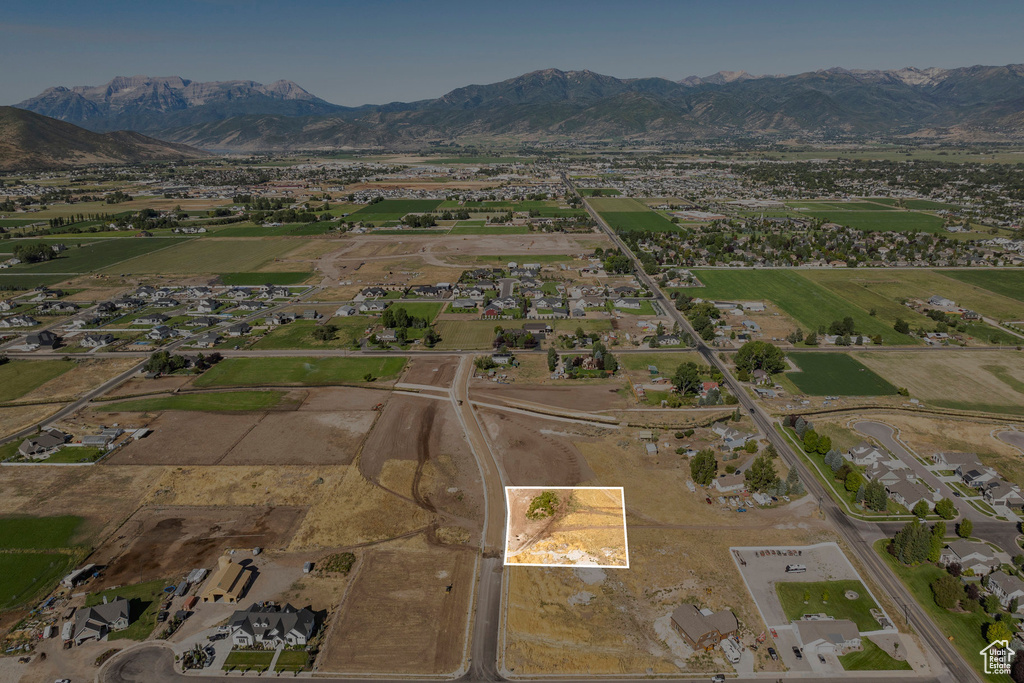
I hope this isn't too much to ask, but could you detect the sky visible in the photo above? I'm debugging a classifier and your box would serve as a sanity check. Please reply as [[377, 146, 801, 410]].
[[2, 0, 1023, 106]]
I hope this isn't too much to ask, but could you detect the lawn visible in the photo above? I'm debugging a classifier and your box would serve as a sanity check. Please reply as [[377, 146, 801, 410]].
[[787, 201, 895, 211], [0, 359, 75, 402], [0, 552, 75, 611], [101, 239, 302, 274], [450, 224, 530, 235], [433, 320, 499, 350], [387, 301, 444, 321], [940, 270, 1024, 305], [43, 447, 107, 463], [224, 651, 276, 671], [0, 273, 72, 290], [0, 515, 82, 549], [577, 188, 622, 196], [613, 300, 657, 315], [868, 198, 961, 210], [802, 210, 945, 233], [219, 272, 311, 286], [687, 270, 917, 345], [86, 578, 168, 641], [99, 390, 286, 413], [350, 199, 443, 216], [619, 352, 703, 372], [875, 540, 1007, 682], [193, 357, 407, 386], [252, 319, 368, 350], [273, 650, 310, 672], [6, 238, 190, 274], [786, 353, 898, 396], [775, 580, 882, 631], [838, 637, 912, 671], [586, 197, 650, 213]]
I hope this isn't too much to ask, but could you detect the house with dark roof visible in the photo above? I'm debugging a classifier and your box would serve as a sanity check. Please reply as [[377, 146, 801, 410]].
[[228, 603, 317, 648], [670, 604, 738, 650], [18, 429, 70, 458], [794, 619, 862, 655], [72, 596, 130, 644], [25, 330, 58, 349], [989, 571, 1024, 610]]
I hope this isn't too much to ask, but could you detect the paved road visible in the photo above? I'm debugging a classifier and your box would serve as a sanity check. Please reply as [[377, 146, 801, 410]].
[[574, 181, 980, 683]]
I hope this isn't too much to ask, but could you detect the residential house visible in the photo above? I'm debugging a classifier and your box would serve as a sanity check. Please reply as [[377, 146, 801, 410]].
[[228, 603, 317, 649], [18, 429, 70, 458], [863, 459, 911, 486], [195, 299, 219, 314], [713, 474, 746, 493], [940, 540, 1000, 575], [301, 309, 322, 320], [669, 604, 738, 650], [845, 441, 887, 466], [376, 328, 398, 343], [96, 301, 117, 315], [0, 300, 14, 311], [358, 300, 388, 314], [194, 332, 221, 349], [134, 313, 168, 326], [614, 298, 642, 310], [147, 325, 173, 341], [236, 301, 264, 312], [25, 330, 59, 349], [226, 322, 251, 337], [200, 556, 253, 604], [0, 315, 38, 328], [81, 428, 123, 448], [360, 287, 389, 298], [153, 298, 180, 308], [794, 619, 862, 655], [711, 422, 753, 448], [988, 571, 1024, 609], [933, 451, 983, 472], [188, 316, 219, 327], [451, 299, 478, 309], [81, 333, 114, 348], [981, 480, 1024, 509], [72, 597, 130, 644], [335, 305, 358, 317], [885, 479, 932, 510]]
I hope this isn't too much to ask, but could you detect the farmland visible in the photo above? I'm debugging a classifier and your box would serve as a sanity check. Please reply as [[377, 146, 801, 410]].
[[787, 201, 895, 211], [193, 356, 407, 386], [433, 319, 499, 349], [0, 359, 75, 402], [350, 199, 443, 221], [99, 390, 287, 413], [252, 319, 369, 349], [99, 238, 304, 274], [7, 237, 189, 274], [801, 210, 945, 233], [786, 353, 898, 396], [387, 301, 444, 321], [689, 270, 917, 344], [939, 269, 1024, 304], [588, 197, 679, 232], [0, 515, 82, 550], [0, 552, 75, 611], [450, 224, 530, 234], [219, 271, 312, 285]]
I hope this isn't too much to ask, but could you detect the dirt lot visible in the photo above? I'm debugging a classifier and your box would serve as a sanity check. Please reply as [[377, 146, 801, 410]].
[[104, 412, 264, 465], [105, 373, 194, 398], [317, 539, 475, 675], [472, 381, 628, 412], [87, 505, 306, 590], [402, 356, 460, 388], [219, 410, 376, 466], [0, 404, 65, 440], [480, 409, 597, 486], [505, 487, 627, 567], [16, 358, 139, 403]]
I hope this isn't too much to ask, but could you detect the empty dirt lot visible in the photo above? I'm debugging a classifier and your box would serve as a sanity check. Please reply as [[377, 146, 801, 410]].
[[480, 409, 596, 486], [402, 356, 460, 388], [472, 382, 628, 412], [317, 542, 475, 674], [88, 505, 306, 590]]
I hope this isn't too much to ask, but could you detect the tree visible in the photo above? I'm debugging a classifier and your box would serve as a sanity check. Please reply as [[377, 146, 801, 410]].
[[1011, 597, 1020, 614], [745, 454, 778, 492], [845, 470, 864, 493], [930, 574, 963, 609], [928, 521, 946, 562], [957, 518, 973, 538], [734, 341, 786, 374], [894, 318, 910, 334], [913, 500, 931, 519], [855, 483, 866, 504], [786, 467, 804, 495], [892, 520, 931, 564], [690, 449, 717, 486], [547, 346, 558, 372], [794, 417, 808, 438], [987, 620, 1014, 644], [673, 362, 702, 396], [934, 498, 957, 520], [312, 324, 337, 341], [804, 331, 818, 346], [815, 435, 832, 455], [604, 352, 618, 373], [983, 594, 1002, 614], [865, 481, 888, 512], [803, 430, 819, 453]]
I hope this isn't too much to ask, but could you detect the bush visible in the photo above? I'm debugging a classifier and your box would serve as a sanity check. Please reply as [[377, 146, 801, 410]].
[[526, 491, 559, 520], [930, 574, 963, 609], [912, 500, 931, 519]]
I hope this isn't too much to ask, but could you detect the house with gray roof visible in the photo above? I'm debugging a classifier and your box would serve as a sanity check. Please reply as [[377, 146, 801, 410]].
[[794, 619, 862, 655], [73, 596, 130, 644], [940, 540, 1000, 575], [229, 603, 317, 648], [669, 604, 738, 650], [988, 571, 1024, 609], [18, 429, 70, 458]]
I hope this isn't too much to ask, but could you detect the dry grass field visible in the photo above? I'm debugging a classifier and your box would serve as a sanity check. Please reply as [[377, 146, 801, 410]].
[[317, 540, 475, 674], [479, 409, 598, 486], [100, 238, 306, 274], [17, 358, 138, 403], [0, 404, 66, 440], [853, 350, 1024, 414], [505, 488, 627, 567]]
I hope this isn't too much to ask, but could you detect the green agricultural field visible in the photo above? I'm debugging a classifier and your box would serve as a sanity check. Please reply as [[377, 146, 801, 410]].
[[688, 270, 917, 344], [7, 238, 190, 274], [786, 353, 898, 396], [586, 197, 649, 212], [532, 207, 588, 218], [450, 224, 529, 235], [433, 320, 498, 350], [776, 580, 881, 631], [209, 224, 296, 237], [940, 270, 1024, 305], [619, 352, 703, 372], [801, 270, 1024, 326], [0, 219, 42, 227], [100, 390, 286, 413], [0, 273, 72, 290], [0, 237, 109, 252], [599, 211, 679, 233], [838, 638, 912, 671], [387, 301, 444, 321], [86, 579, 168, 641], [787, 201, 895, 211], [101, 238, 303, 274], [0, 359, 75, 402], [802, 210, 945, 233], [578, 188, 622, 196], [219, 272, 311, 286], [431, 157, 531, 164], [251, 319, 368, 350], [0, 516, 82, 549], [351, 199, 442, 216], [194, 357, 407, 387], [867, 197, 961, 210], [0, 553, 75, 611]]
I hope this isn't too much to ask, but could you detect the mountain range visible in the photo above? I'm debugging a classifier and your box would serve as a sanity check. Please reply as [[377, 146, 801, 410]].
[[14, 64, 1024, 150], [0, 107, 204, 170]]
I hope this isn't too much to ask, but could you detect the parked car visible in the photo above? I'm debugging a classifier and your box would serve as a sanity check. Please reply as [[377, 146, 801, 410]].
[[711, 676, 725, 683], [768, 647, 778, 661], [705, 497, 712, 505], [818, 654, 826, 664], [792, 646, 803, 660]]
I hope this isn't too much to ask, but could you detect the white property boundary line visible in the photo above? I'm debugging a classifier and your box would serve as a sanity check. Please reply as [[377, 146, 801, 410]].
[[503, 486, 629, 569], [729, 541, 894, 630]]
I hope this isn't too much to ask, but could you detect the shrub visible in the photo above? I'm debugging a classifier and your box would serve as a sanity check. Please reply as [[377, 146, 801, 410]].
[[931, 574, 963, 610]]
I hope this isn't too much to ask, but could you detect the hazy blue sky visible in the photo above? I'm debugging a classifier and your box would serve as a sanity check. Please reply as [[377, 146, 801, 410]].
[[2, 0, 1023, 106]]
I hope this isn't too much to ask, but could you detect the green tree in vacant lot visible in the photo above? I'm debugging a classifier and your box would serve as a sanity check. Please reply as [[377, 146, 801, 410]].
[[957, 518, 973, 538], [913, 500, 931, 519], [690, 449, 717, 486], [934, 498, 957, 520], [931, 573, 963, 610], [673, 362, 702, 396], [892, 520, 930, 565], [786, 467, 804, 495], [312, 324, 337, 341], [526, 491, 559, 520], [987, 620, 1014, 645], [865, 480, 888, 512], [547, 346, 558, 372], [894, 318, 910, 334], [745, 454, 777, 492], [734, 341, 786, 374]]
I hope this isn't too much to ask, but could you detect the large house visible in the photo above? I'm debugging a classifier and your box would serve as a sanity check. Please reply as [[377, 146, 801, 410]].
[[72, 596, 130, 644], [25, 330, 59, 350], [885, 479, 932, 510], [200, 557, 253, 604], [713, 473, 746, 494], [228, 603, 317, 648], [940, 540, 1000, 575], [845, 441, 887, 466], [988, 571, 1024, 610], [712, 422, 754, 449], [794, 619, 862, 655], [670, 604, 738, 650], [18, 429, 70, 458]]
